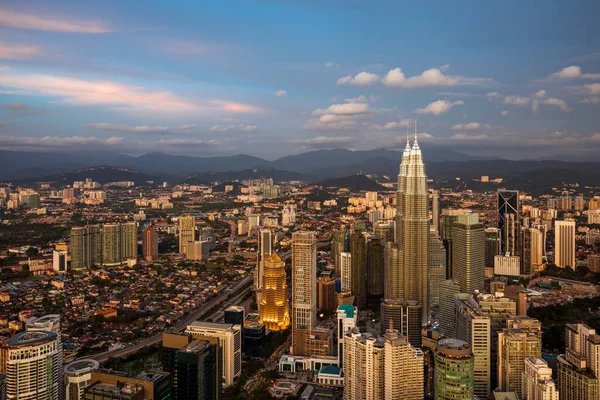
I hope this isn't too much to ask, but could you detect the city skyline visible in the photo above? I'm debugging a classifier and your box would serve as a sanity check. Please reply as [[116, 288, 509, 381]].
[[0, 1, 599, 159]]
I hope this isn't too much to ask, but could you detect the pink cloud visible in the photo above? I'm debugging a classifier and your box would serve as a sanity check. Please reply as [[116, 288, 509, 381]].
[[0, 8, 111, 33], [0, 42, 40, 60]]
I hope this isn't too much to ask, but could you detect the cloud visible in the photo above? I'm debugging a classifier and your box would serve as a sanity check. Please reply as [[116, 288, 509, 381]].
[[0, 8, 111, 33], [0, 42, 41, 60], [4, 103, 28, 110], [487, 92, 500, 98], [548, 66, 600, 80], [534, 90, 546, 99], [382, 67, 492, 88], [337, 72, 380, 86], [532, 97, 571, 113], [274, 90, 288, 97], [289, 136, 354, 148], [325, 61, 338, 68], [580, 97, 600, 104], [84, 123, 170, 134], [501, 110, 509, 116], [585, 83, 600, 95], [344, 95, 367, 104], [210, 124, 257, 132], [179, 124, 196, 131], [207, 100, 262, 113], [452, 122, 489, 130], [450, 133, 493, 141], [503, 95, 530, 106], [312, 103, 369, 116], [374, 119, 412, 131], [415, 100, 463, 115]]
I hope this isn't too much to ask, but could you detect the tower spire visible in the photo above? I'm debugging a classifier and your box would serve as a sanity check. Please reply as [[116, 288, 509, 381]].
[[414, 119, 418, 143], [406, 121, 410, 146]]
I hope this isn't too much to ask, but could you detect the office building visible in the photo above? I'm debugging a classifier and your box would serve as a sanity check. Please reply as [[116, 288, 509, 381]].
[[255, 228, 272, 312], [173, 340, 220, 400], [70, 225, 101, 269], [434, 338, 474, 400], [52, 250, 67, 273], [186, 241, 210, 261], [522, 357, 559, 400], [521, 227, 544, 275], [558, 323, 600, 400], [102, 223, 122, 266], [336, 304, 357, 367], [120, 222, 138, 262], [350, 227, 367, 309], [343, 329, 385, 400], [6, 331, 62, 400], [185, 322, 242, 387], [455, 296, 492, 398], [259, 253, 290, 331], [380, 299, 422, 348], [199, 227, 216, 250], [432, 190, 440, 235], [317, 277, 336, 312], [178, 216, 195, 255], [340, 252, 352, 292], [452, 213, 485, 293], [438, 279, 461, 338], [498, 318, 543, 396], [395, 132, 430, 325], [555, 220, 576, 268], [142, 225, 159, 261], [498, 190, 520, 256], [291, 231, 317, 356], [86, 369, 171, 400], [429, 228, 447, 307], [494, 255, 521, 277], [366, 235, 384, 305], [64, 359, 100, 400], [486, 228, 502, 268], [384, 326, 424, 400], [331, 227, 349, 275]]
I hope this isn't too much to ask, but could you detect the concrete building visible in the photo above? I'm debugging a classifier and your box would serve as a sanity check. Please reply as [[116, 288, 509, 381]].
[[522, 357, 559, 400], [340, 252, 352, 292], [558, 323, 600, 400], [178, 216, 195, 255], [429, 228, 447, 307], [350, 227, 366, 309], [173, 340, 220, 400], [452, 213, 485, 293], [438, 279, 461, 338], [186, 240, 210, 261], [291, 231, 317, 356], [380, 299, 422, 349], [384, 327, 424, 400], [142, 224, 158, 261], [185, 321, 242, 386], [555, 220, 576, 268], [64, 359, 100, 400], [342, 329, 385, 400], [336, 304, 357, 367], [52, 250, 67, 274], [434, 338, 474, 400], [259, 253, 290, 332], [254, 228, 272, 312], [70, 225, 101, 269], [498, 190, 521, 257], [494, 255, 521, 277]]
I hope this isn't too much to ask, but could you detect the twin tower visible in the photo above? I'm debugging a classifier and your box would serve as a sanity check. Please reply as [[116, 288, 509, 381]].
[[385, 125, 430, 329]]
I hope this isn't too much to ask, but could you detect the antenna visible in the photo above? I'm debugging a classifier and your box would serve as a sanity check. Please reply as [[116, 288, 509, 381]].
[[414, 119, 418, 140], [406, 122, 409, 145]]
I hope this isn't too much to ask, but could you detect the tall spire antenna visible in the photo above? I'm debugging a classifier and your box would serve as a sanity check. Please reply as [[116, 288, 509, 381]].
[[406, 122, 410, 145], [414, 119, 418, 141]]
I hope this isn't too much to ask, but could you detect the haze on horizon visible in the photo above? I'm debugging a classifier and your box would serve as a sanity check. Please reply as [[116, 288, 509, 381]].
[[0, 0, 599, 160]]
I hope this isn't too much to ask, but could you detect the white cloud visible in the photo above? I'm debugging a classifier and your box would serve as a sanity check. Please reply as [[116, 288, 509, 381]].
[[503, 95, 531, 106], [451, 133, 493, 141], [336, 71, 380, 86], [179, 124, 196, 131], [312, 103, 369, 116], [580, 97, 600, 104], [415, 100, 463, 115], [344, 95, 367, 104], [85, 123, 170, 134], [274, 90, 288, 97], [534, 97, 571, 112], [0, 8, 111, 33], [0, 41, 41, 60], [289, 136, 354, 147], [534, 90, 547, 99], [452, 122, 489, 130], [548, 65, 600, 80], [585, 83, 600, 95], [374, 119, 412, 131], [486, 92, 500, 98], [382, 66, 492, 88], [210, 124, 257, 132], [501, 110, 509, 116], [325, 61, 338, 68]]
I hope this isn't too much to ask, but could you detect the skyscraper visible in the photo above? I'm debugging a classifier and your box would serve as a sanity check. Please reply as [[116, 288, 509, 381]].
[[522, 358, 559, 400], [340, 252, 352, 292], [434, 338, 474, 400], [438, 279, 461, 338], [70, 225, 101, 269], [101, 223, 121, 265], [350, 227, 366, 309], [485, 227, 501, 268], [429, 228, 447, 307], [452, 213, 485, 293], [521, 227, 543, 274], [120, 221, 138, 262], [394, 129, 430, 325], [498, 190, 520, 256], [259, 253, 290, 332], [64, 359, 99, 400], [558, 323, 600, 400], [343, 329, 385, 400], [255, 228, 272, 312], [178, 215, 195, 255], [366, 235, 384, 305], [380, 299, 422, 348], [142, 224, 159, 261], [555, 220, 576, 268], [291, 231, 317, 356], [174, 340, 220, 400], [432, 190, 440, 235], [384, 326, 424, 400]]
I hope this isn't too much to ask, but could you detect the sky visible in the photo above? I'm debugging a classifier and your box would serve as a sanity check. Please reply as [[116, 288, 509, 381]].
[[1, 0, 600, 160]]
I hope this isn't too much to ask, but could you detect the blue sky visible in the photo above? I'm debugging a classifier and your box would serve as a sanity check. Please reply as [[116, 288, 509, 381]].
[[0, 0, 599, 159]]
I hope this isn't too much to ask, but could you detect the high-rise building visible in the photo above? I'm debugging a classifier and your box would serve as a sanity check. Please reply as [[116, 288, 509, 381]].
[[555, 220, 576, 268], [384, 326, 424, 400], [432, 190, 440, 235], [186, 241, 210, 261], [498, 190, 520, 256], [429, 228, 447, 307], [343, 329, 385, 400], [485, 228, 501, 268], [455, 296, 492, 398], [452, 213, 485, 293], [142, 225, 158, 261], [380, 299, 422, 349], [331, 227, 349, 275], [25, 314, 63, 400], [52, 250, 67, 273], [340, 252, 352, 292], [317, 277, 336, 312], [521, 227, 543, 275], [522, 357, 559, 400], [291, 231, 317, 356], [350, 227, 367, 309], [383, 242, 401, 300], [64, 359, 99, 400], [394, 131, 430, 325], [178, 216, 195, 255], [255, 228, 272, 312], [336, 304, 357, 367], [438, 279, 461, 338], [101, 223, 121, 266], [185, 321, 242, 387], [434, 338, 474, 400], [70, 225, 101, 269], [259, 253, 290, 332], [120, 222, 138, 262], [558, 323, 600, 400], [173, 340, 220, 400], [498, 317, 542, 397], [6, 331, 62, 400], [366, 235, 384, 304]]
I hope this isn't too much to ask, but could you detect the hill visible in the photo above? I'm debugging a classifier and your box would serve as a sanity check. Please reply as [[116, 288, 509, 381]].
[[318, 174, 388, 192], [13, 166, 161, 186], [184, 167, 312, 185]]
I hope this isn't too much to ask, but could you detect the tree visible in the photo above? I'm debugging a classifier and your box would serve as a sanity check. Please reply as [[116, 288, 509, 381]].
[[26, 247, 38, 258]]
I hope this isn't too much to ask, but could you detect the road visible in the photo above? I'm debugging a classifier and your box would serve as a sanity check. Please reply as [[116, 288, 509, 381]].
[[85, 274, 253, 363]]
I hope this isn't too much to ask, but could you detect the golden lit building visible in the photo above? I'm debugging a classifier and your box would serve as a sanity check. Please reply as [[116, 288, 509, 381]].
[[259, 253, 290, 331], [179, 215, 195, 255]]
